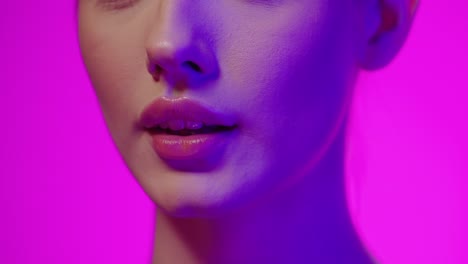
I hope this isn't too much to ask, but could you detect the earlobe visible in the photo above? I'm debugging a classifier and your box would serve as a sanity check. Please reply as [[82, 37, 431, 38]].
[[410, 0, 420, 16], [369, 0, 398, 44], [358, 0, 419, 71]]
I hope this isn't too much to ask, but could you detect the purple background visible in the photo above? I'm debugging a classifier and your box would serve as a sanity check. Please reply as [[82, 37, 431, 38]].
[[1, 0, 466, 263]]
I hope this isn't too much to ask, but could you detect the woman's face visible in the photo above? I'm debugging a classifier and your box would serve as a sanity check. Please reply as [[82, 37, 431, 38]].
[[78, 0, 360, 217]]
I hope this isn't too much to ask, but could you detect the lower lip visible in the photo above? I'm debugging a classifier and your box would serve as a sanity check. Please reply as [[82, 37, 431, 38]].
[[149, 131, 234, 161]]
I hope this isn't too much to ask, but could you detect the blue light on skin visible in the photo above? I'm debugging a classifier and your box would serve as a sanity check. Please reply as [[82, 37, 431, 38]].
[[77, 0, 418, 262]]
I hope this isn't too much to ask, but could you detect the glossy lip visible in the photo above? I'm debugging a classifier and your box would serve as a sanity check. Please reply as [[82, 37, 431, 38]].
[[139, 96, 237, 129], [150, 132, 234, 161], [139, 96, 238, 161]]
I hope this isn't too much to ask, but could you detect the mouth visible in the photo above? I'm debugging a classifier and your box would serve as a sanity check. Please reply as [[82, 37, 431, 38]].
[[139, 96, 238, 131], [139, 96, 238, 161], [147, 123, 237, 136]]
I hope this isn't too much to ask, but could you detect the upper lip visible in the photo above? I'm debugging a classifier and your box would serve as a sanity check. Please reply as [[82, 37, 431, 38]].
[[138, 96, 237, 130]]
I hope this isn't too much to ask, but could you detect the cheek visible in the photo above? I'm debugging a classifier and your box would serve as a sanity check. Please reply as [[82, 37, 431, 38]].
[[220, 2, 354, 114], [218, 2, 356, 177], [79, 19, 150, 140]]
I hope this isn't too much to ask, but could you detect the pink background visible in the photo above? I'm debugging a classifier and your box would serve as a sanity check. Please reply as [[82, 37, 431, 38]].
[[0, 1, 466, 263]]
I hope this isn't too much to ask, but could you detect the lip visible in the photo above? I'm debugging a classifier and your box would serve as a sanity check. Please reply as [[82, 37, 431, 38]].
[[139, 96, 237, 129], [139, 96, 237, 161]]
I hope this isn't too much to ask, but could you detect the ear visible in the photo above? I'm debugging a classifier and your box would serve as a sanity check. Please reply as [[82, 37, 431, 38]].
[[357, 0, 420, 70]]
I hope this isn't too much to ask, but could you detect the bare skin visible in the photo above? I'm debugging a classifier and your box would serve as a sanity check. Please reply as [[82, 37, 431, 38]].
[[78, 0, 417, 263], [153, 126, 378, 264]]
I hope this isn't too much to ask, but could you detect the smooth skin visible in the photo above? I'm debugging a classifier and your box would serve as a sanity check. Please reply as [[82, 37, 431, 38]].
[[78, 0, 417, 263]]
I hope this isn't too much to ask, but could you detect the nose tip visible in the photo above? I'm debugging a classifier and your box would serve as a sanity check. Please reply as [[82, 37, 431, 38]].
[[147, 35, 217, 87]]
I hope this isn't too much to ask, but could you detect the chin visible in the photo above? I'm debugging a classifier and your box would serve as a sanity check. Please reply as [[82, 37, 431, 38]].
[[155, 194, 242, 219], [144, 174, 238, 219], [147, 167, 275, 219]]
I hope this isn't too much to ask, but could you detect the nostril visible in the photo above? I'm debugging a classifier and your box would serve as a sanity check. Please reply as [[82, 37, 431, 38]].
[[184, 61, 203, 73], [152, 64, 164, 81], [155, 64, 163, 73]]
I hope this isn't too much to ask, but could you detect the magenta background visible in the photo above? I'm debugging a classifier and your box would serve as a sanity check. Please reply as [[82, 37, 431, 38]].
[[0, 1, 466, 263]]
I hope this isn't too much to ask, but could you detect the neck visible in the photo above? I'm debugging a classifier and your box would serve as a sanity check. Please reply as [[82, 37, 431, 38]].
[[152, 127, 373, 264]]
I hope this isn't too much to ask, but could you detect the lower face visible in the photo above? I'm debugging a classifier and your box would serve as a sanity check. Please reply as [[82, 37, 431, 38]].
[[78, 0, 360, 218]]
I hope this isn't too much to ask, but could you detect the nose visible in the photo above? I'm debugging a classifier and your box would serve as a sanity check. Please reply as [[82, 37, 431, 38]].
[[145, 1, 218, 88]]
